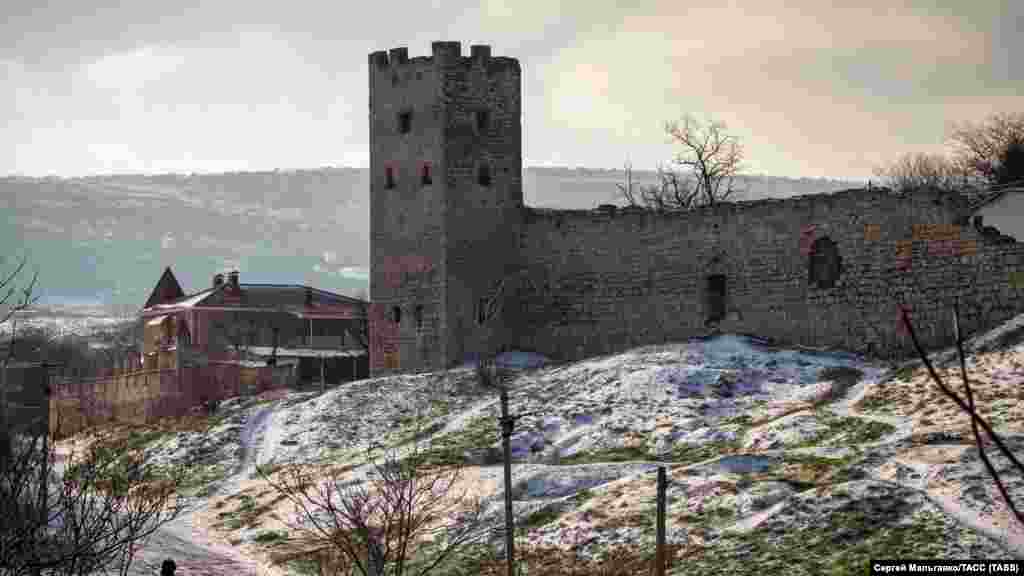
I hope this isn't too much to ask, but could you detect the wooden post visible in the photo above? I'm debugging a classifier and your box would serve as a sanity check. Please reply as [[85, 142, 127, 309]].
[[500, 384, 515, 576], [655, 466, 667, 576]]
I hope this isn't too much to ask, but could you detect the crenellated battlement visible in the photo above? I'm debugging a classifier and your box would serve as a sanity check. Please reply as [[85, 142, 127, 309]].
[[368, 41, 519, 75]]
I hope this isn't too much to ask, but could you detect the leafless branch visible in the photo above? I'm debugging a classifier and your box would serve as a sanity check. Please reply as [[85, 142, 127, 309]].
[[615, 161, 639, 207], [872, 151, 969, 194], [665, 115, 744, 207], [1, 411, 188, 576], [258, 409, 498, 575], [899, 305, 1024, 528], [948, 112, 1024, 186]]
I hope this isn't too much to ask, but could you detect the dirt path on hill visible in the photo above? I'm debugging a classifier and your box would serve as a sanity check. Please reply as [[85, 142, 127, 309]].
[[54, 404, 285, 576], [148, 404, 284, 576]]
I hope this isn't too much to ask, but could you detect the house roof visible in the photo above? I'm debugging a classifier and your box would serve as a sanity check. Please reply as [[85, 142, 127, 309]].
[[141, 280, 367, 318], [143, 267, 185, 309]]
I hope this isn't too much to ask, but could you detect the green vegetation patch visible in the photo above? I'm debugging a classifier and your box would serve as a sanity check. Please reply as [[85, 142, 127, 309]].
[[284, 557, 322, 576], [891, 364, 918, 382], [854, 389, 898, 413], [518, 506, 563, 534], [557, 445, 654, 465], [124, 427, 168, 452], [791, 410, 896, 449], [214, 491, 288, 532], [403, 415, 498, 468], [572, 487, 596, 506], [669, 438, 745, 467], [179, 462, 230, 497], [253, 530, 289, 545], [678, 503, 738, 528], [678, 506, 951, 576], [759, 451, 866, 491]]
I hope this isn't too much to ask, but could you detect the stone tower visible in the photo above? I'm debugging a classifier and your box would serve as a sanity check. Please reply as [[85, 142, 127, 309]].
[[368, 41, 523, 375]]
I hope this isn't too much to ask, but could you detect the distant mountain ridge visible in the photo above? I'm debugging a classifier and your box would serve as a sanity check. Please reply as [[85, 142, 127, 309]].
[[2, 167, 864, 313]]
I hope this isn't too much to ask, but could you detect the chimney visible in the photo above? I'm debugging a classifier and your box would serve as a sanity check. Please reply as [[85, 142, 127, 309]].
[[213, 273, 225, 288], [228, 270, 239, 289]]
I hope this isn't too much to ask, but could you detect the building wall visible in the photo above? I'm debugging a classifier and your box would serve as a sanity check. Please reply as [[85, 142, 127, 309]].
[[367, 43, 1024, 374], [976, 192, 1024, 242], [440, 44, 523, 368], [369, 46, 449, 375], [369, 43, 523, 375], [513, 188, 1024, 362], [49, 361, 295, 439]]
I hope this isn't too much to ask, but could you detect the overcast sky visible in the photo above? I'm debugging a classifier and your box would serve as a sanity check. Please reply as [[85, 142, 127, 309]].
[[3, 0, 1021, 180]]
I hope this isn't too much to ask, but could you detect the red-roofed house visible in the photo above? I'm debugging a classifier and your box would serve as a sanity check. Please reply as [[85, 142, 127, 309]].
[[140, 267, 369, 384]]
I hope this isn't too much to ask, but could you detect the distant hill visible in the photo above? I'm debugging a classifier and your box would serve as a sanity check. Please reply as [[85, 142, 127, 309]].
[[2, 167, 863, 313]]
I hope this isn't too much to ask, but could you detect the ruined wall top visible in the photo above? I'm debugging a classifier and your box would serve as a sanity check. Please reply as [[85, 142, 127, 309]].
[[368, 41, 520, 74]]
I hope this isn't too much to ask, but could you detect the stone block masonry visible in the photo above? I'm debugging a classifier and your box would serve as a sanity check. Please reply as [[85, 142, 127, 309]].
[[369, 42, 521, 376], [368, 41, 1024, 375], [512, 188, 1023, 363]]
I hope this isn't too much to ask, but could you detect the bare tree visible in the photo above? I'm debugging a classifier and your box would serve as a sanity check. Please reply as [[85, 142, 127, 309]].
[[1, 257, 187, 576], [872, 151, 967, 194], [257, 414, 497, 576], [1, 416, 190, 576], [614, 161, 640, 207], [2, 255, 42, 473], [948, 112, 1024, 186], [0, 254, 40, 330], [665, 114, 745, 206], [646, 165, 698, 212]]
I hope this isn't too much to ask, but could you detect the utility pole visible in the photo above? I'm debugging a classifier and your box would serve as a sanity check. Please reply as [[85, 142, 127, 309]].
[[655, 466, 667, 576], [492, 362, 538, 576], [499, 384, 515, 576]]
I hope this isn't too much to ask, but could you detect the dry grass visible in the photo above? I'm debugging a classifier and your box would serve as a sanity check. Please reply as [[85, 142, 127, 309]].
[[852, 347, 1024, 436]]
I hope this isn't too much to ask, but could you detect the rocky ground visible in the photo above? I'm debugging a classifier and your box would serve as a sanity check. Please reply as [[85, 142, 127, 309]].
[[57, 321, 1024, 575]]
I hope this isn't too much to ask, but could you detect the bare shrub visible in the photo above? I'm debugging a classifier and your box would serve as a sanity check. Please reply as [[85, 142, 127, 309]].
[[1, 412, 189, 576], [257, 415, 498, 576]]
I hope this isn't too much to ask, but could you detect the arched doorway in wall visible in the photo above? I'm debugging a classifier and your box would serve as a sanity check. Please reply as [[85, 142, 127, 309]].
[[808, 236, 842, 289], [705, 274, 727, 326]]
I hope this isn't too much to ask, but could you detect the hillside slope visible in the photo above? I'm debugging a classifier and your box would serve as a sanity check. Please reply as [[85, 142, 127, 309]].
[[73, 321, 1024, 574]]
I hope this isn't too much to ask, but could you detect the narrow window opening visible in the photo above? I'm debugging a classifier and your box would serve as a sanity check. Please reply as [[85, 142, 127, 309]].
[[475, 109, 490, 133], [706, 274, 726, 325], [398, 110, 412, 134], [392, 306, 402, 324], [478, 164, 491, 187], [385, 166, 395, 189], [414, 305, 424, 329], [477, 298, 487, 325], [421, 164, 432, 186]]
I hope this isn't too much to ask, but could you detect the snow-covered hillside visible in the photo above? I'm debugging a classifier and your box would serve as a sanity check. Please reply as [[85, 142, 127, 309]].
[[76, 323, 1024, 574]]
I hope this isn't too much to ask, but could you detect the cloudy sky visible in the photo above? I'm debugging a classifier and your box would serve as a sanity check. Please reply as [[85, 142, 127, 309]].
[[3, 0, 1021, 180]]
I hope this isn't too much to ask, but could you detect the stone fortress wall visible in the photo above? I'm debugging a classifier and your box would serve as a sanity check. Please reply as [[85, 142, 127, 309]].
[[369, 41, 1024, 376], [512, 189, 1024, 363]]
